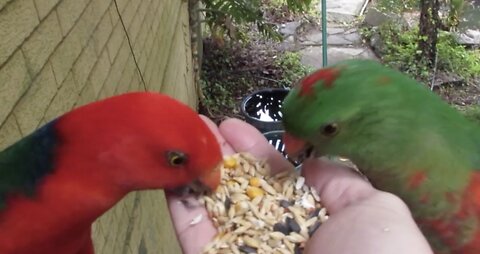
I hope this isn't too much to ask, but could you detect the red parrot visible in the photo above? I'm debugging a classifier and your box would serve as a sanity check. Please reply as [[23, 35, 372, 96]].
[[0, 92, 222, 254]]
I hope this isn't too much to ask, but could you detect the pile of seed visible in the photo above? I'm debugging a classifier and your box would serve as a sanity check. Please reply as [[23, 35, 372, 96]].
[[199, 153, 328, 254]]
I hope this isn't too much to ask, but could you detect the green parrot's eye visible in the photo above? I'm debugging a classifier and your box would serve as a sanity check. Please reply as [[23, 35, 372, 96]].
[[321, 123, 339, 136], [166, 151, 188, 166]]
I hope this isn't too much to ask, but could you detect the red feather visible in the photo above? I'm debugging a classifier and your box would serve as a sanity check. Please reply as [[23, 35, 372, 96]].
[[0, 92, 222, 253], [299, 67, 341, 96], [419, 172, 480, 253]]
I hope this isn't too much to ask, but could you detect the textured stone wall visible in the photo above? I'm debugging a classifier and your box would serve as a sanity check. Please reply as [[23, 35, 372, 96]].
[[0, 0, 195, 253]]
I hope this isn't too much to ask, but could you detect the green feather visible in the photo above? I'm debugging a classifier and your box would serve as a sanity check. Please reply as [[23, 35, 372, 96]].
[[0, 121, 57, 209], [282, 59, 480, 251]]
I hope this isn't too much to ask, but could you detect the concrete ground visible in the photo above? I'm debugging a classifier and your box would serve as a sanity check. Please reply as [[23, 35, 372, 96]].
[[290, 0, 480, 69], [279, 0, 377, 69]]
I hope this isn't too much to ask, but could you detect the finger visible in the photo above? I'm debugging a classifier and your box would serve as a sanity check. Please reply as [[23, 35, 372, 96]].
[[301, 158, 376, 214], [302, 159, 432, 254], [166, 196, 216, 254], [219, 118, 294, 174], [199, 115, 235, 155], [304, 191, 432, 254], [166, 115, 236, 254]]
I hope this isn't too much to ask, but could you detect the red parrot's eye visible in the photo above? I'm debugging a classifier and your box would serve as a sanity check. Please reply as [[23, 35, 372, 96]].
[[321, 123, 339, 136], [166, 151, 188, 166]]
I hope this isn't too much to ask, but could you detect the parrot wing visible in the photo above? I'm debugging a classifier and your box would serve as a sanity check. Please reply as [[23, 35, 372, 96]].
[[0, 120, 57, 209]]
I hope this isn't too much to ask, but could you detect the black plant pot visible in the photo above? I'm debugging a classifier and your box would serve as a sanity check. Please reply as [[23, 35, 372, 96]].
[[240, 88, 290, 133], [263, 130, 302, 168]]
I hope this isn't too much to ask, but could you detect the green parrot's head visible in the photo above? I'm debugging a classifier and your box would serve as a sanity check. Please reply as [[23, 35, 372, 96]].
[[281, 59, 427, 160]]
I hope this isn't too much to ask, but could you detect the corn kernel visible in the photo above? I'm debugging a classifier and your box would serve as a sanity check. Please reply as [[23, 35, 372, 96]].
[[246, 186, 264, 199], [249, 177, 261, 187], [223, 157, 237, 169], [227, 180, 237, 186]]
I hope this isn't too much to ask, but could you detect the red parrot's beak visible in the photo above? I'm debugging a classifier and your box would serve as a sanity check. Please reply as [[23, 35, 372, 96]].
[[171, 165, 221, 197], [283, 132, 308, 156], [197, 165, 221, 192]]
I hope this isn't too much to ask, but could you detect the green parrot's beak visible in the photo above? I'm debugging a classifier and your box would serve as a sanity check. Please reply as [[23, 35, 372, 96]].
[[283, 132, 308, 157]]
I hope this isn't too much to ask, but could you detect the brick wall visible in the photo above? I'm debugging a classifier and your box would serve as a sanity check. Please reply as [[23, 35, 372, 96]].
[[0, 0, 196, 253]]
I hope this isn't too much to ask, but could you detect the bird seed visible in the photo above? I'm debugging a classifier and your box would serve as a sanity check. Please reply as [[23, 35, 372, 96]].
[[199, 153, 329, 254]]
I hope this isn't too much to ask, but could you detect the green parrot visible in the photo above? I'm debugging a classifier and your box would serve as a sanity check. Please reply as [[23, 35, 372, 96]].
[[281, 59, 480, 254]]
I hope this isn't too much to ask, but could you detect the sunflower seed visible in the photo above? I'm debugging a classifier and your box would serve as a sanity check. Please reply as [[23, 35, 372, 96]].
[[279, 199, 292, 208], [238, 245, 257, 253], [286, 217, 301, 233], [273, 222, 290, 235]]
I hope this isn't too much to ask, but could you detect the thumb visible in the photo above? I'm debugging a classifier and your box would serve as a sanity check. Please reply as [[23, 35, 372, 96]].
[[301, 158, 376, 214]]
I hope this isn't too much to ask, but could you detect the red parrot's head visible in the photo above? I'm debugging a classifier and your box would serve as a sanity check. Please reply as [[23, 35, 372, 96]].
[[56, 92, 222, 196]]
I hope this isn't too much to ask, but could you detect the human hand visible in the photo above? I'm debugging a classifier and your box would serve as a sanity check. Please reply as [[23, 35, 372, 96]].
[[166, 116, 292, 254], [301, 158, 433, 254], [167, 117, 433, 254]]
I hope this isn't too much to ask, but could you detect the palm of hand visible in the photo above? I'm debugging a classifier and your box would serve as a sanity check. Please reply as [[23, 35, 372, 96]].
[[167, 117, 433, 254]]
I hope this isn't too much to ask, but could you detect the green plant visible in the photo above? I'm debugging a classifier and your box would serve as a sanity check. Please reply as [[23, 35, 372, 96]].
[[274, 51, 314, 87], [264, 0, 320, 17], [437, 32, 480, 79], [359, 27, 374, 38], [373, 0, 465, 29], [375, 0, 419, 13], [200, 0, 312, 42], [201, 80, 236, 114], [372, 23, 430, 79], [362, 22, 479, 81], [201, 0, 275, 41], [458, 105, 480, 125]]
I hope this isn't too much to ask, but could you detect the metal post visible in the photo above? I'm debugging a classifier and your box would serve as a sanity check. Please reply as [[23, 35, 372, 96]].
[[321, 0, 327, 66]]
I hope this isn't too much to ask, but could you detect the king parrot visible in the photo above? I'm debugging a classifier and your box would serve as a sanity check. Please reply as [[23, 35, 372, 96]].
[[0, 92, 222, 254], [281, 59, 480, 254]]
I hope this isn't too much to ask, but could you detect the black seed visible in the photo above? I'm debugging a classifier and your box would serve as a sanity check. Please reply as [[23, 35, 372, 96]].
[[286, 217, 301, 233], [294, 244, 303, 254], [279, 199, 292, 208], [308, 221, 321, 236], [224, 197, 232, 211], [239, 245, 257, 253], [309, 208, 321, 218], [273, 222, 291, 235]]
